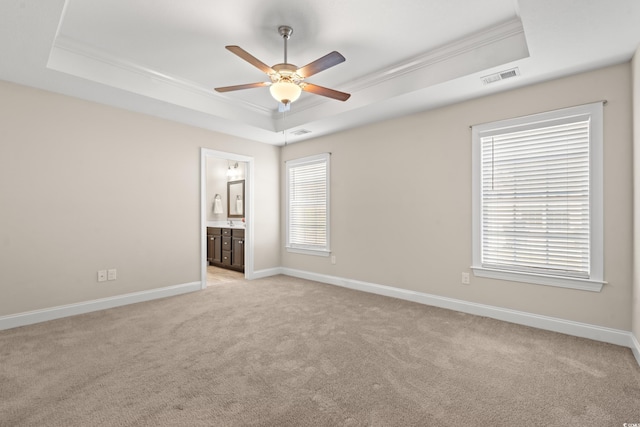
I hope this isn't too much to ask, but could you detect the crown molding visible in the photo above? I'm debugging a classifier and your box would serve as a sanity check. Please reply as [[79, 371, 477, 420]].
[[350, 18, 526, 91], [283, 18, 527, 118], [49, 34, 274, 116]]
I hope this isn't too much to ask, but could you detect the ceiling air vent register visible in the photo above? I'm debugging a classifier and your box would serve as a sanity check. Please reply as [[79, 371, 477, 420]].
[[481, 67, 520, 85]]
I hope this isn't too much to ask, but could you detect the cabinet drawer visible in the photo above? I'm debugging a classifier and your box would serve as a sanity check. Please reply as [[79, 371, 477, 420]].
[[222, 228, 232, 236], [232, 229, 245, 238], [222, 250, 232, 265], [207, 227, 222, 235], [222, 236, 232, 250]]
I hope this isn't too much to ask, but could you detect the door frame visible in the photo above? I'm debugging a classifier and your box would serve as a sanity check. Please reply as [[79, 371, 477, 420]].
[[200, 148, 255, 288]]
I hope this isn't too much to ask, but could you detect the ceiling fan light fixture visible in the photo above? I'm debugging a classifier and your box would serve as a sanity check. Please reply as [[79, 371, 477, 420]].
[[270, 80, 301, 104], [215, 25, 350, 104]]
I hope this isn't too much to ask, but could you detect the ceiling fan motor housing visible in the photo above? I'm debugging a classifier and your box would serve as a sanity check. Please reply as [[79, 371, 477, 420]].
[[270, 63, 300, 82]]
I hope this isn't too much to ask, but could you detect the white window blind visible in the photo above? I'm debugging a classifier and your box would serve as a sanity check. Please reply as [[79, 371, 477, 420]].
[[471, 102, 604, 291], [286, 153, 330, 255], [481, 120, 590, 277]]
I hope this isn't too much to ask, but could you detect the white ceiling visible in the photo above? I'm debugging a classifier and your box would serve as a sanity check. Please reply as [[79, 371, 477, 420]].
[[1, 0, 639, 145]]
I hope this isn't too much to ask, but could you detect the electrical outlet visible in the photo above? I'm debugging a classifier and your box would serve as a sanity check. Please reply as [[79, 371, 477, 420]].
[[97, 270, 107, 282], [107, 269, 117, 281], [331, 255, 336, 265], [461, 272, 470, 285]]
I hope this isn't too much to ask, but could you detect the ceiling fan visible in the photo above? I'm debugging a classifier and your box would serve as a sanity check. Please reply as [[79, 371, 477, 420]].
[[215, 26, 351, 105]]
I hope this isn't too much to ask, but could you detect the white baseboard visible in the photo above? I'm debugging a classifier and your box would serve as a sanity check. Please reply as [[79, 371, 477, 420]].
[[0, 281, 202, 331], [631, 334, 640, 366], [250, 267, 284, 280], [281, 268, 637, 350]]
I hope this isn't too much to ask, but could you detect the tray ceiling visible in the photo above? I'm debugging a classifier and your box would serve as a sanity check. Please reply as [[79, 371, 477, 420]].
[[1, 0, 639, 144]]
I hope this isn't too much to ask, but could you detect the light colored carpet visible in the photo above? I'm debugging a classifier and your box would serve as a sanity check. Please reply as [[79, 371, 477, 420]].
[[1, 274, 639, 426]]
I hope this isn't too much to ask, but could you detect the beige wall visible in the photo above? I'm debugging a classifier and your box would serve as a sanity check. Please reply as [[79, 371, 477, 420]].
[[1, 62, 634, 332], [282, 63, 633, 330], [0, 80, 280, 316], [633, 46, 640, 345], [205, 157, 248, 222], [205, 157, 228, 222]]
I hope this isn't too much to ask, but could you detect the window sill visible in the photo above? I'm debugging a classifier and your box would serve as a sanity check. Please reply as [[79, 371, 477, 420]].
[[470, 266, 605, 292], [286, 247, 331, 257]]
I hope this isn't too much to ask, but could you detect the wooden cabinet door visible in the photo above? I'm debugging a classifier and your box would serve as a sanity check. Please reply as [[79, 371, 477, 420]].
[[208, 234, 222, 263], [207, 234, 214, 263], [232, 237, 244, 268], [213, 235, 222, 263]]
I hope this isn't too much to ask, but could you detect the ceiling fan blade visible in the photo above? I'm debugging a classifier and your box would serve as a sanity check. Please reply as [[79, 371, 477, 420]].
[[215, 82, 270, 92], [225, 46, 275, 74], [297, 51, 346, 78], [302, 83, 351, 101]]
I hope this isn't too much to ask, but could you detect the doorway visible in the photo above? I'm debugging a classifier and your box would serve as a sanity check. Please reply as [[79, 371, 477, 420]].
[[200, 148, 254, 289]]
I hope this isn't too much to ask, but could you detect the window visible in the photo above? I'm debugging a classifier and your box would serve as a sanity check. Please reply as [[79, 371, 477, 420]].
[[286, 153, 330, 256], [471, 102, 604, 291]]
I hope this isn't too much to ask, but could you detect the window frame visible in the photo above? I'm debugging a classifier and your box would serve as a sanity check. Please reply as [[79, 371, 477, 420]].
[[285, 153, 331, 257], [471, 102, 604, 292]]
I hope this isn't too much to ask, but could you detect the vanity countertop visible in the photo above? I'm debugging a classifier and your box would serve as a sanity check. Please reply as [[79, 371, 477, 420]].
[[207, 221, 245, 230]]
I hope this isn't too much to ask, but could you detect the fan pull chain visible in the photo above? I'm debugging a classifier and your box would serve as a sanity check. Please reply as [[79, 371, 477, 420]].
[[283, 109, 288, 146]]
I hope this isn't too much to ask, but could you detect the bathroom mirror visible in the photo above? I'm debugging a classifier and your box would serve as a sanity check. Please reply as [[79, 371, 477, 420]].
[[227, 180, 245, 218]]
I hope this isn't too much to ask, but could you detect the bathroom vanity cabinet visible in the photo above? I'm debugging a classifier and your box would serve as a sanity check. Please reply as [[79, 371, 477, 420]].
[[207, 227, 244, 272]]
